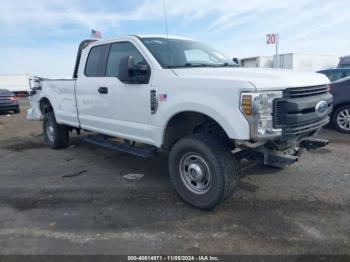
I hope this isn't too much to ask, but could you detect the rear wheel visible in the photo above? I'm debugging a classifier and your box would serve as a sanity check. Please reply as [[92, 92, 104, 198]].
[[332, 105, 350, 134], [43, 111, 69, 149], [169, 134, 239, 210], [14, 108, 20, 114]]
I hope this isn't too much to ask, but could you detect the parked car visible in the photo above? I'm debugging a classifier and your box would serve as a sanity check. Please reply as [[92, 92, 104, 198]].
[[28, 35, 332, 209], [328, 76, 350, 133], [0, 89, 20, 114], [338, 56, 350, 68], [318, 68, 350, 82]]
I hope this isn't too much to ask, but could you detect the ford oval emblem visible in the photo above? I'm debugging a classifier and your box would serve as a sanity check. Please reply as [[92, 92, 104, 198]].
[[315, 100, 328, 116]]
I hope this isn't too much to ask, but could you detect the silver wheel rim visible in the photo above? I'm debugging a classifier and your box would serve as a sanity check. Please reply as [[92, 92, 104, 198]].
[[337, 109, 350, 131], [46, 121, 55, 142], [179, 152, 212, 195]]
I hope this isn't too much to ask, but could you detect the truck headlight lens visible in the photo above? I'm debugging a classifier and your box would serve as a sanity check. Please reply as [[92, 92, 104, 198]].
[[240, 91, 283, 140]]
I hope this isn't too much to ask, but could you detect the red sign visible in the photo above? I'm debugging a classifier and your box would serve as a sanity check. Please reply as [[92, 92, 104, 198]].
[[266, 34, 278, 45]]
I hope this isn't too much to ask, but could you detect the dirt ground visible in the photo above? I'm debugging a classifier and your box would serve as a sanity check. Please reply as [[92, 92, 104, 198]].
[[0, 98, 349, 255]]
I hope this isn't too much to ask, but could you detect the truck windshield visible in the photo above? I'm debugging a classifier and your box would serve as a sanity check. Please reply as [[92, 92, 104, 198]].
[[140, 38, 238, 69]]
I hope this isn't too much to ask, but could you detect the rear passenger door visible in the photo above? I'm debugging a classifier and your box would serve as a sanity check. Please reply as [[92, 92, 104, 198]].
[[75, 41, 154, 144]]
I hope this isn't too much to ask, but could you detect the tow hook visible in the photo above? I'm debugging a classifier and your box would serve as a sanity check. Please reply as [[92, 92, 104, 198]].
[[300, 138, 329, 150]]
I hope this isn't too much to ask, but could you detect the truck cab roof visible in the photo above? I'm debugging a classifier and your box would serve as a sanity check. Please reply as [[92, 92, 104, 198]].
[[86, 35, 196, 47]]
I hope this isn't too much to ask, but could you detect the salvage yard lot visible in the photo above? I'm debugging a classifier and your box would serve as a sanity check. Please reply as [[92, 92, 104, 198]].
[[0, 98, 349, 254]]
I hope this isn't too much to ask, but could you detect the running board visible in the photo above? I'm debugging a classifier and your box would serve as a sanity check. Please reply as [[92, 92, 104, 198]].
[[84, 135, 157, 158]]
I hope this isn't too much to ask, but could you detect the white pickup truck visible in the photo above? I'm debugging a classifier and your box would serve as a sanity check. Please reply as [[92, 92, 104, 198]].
[[28, 35, 333, 209]]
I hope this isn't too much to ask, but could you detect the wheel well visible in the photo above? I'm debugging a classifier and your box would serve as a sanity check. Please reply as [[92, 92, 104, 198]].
[[39, 98, 53, 114], [163, 112, 230, 150], [333, 103, 350, 113]]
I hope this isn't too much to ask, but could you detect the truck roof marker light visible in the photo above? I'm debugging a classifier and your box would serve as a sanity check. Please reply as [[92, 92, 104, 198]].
[[241, 95, 252, 116]]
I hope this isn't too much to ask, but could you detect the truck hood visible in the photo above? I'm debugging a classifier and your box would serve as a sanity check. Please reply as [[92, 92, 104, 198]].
[[172, 67, 329, 90]]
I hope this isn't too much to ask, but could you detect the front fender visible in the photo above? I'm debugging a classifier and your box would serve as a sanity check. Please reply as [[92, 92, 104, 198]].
[[152, 92, 250, 147]]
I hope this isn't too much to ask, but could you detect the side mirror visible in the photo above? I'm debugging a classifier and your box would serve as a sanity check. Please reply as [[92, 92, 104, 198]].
[[232, 57, 240, 65], [119, 56, 150, 84], [119, 56, 135, 82]]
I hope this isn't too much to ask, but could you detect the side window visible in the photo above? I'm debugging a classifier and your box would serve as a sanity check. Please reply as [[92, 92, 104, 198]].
[[106, 42, 146, 77], [85, 45, 109, 77]]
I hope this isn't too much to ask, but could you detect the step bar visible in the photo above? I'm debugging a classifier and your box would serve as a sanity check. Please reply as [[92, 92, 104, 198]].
[[84, 135, 157, 158]]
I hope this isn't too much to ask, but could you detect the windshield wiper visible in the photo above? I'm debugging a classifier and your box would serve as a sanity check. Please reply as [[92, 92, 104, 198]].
[[185, 62, 211, 67], [215, 62, 239, 67], [168, 62, 239, 69], [169, 63, 217, 68]]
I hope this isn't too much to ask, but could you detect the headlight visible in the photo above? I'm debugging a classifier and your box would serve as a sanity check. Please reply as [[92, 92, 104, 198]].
[[240, 91, 283, 140]]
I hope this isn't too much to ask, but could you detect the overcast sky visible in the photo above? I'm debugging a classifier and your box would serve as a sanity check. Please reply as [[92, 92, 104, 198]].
[[1, 0, 349, 78]]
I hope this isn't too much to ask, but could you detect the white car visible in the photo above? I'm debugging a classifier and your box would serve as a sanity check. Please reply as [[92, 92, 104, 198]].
[[28, 35, 333, 209]]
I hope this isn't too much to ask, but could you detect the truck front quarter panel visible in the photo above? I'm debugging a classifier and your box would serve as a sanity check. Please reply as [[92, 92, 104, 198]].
[[151, 73, 256, 147]]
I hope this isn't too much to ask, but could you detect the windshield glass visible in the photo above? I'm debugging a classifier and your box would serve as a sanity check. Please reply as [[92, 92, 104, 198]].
[[141, 38, 238, 68]]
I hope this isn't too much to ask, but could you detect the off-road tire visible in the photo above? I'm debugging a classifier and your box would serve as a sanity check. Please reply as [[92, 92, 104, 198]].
[[169, 133, 239, 210], [43, 111, 69, 149]]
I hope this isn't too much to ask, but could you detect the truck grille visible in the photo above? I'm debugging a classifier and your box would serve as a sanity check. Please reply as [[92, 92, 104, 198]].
[[274, 85, 332, 136], [283, 85, 328, 98]]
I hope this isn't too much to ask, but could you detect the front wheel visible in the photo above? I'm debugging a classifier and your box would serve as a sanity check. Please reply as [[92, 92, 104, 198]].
[[331, 105, 350, 134], [43, 111, 69, 149], [169, 134, 239, 210]]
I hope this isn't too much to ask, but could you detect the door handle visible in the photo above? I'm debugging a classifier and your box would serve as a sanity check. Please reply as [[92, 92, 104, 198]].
[[98, 87, 108, 94]]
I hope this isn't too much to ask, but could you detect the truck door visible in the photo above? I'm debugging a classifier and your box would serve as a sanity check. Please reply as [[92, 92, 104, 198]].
[[75, 41, 153, 144]]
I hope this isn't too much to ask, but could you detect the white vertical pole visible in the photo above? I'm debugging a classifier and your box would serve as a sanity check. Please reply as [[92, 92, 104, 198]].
[[275, 34, 279, 68]]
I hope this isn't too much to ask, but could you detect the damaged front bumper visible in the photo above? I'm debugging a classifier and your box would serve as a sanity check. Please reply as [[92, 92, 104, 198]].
[[235, 136, 329, 169]]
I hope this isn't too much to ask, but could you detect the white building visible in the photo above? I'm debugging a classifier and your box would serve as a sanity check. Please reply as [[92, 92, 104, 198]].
[[241, 53, 339, 71], [0, 74, 30, 94], [240, 56, 273, 68], [275, 53, 340, 71]]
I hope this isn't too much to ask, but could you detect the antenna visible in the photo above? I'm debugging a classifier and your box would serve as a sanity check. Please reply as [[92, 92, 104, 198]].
[[162, 0, 169, 39], [162, 0, 171, 68]]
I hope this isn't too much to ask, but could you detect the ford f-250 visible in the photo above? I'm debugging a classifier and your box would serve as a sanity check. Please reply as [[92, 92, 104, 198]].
[[27, 35, 333, 209]]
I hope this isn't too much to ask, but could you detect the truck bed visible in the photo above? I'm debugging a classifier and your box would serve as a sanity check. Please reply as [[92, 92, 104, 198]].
[[27, 78, 79, 128]]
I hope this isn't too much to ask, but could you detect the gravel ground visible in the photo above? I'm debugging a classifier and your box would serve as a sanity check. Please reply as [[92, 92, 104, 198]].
[[0, 98, 349, 255]]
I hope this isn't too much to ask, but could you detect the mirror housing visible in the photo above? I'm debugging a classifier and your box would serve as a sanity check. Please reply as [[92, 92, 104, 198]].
[[119, 56, 150, 84], [232, 57, 240, 66]]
